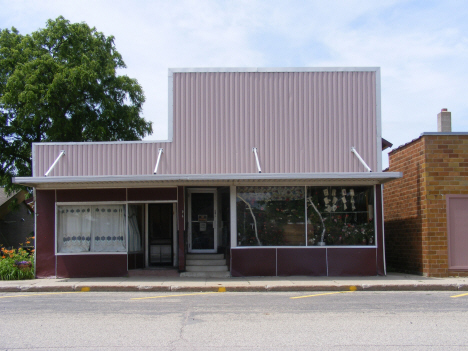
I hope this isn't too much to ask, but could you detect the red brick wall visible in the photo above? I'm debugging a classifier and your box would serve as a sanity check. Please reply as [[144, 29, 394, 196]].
[[384, 138, 426, 274], [385, 135, 468, 277]]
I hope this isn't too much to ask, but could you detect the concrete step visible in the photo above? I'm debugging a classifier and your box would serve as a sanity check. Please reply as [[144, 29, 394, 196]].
[[185, 265, 228, 272], [186, 259, 226, 266], [180, 271, 231, 278], [186, 254, 224, 260], [128, 268, 179, 277]]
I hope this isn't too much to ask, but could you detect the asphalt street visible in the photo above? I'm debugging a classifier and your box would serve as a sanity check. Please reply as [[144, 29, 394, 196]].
[[1, 291, 468, 350]]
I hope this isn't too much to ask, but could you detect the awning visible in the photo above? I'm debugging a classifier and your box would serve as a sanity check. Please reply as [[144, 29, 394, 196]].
[[13, 172, 402, 189]]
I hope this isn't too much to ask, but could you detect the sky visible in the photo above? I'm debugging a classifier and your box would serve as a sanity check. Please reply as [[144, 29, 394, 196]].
[[1, 0, 468, 169]]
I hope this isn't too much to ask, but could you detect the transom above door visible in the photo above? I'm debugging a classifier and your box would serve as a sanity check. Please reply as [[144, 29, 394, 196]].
[[188, 189, 217, 253]]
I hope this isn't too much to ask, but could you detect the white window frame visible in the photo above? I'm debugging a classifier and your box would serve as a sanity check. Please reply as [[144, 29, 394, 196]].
[[55, 201, 128, 255], [231, 184, 378, 249]]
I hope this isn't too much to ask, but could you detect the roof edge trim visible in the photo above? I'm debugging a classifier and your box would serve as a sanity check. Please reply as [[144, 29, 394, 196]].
[[13, 172, 402, 186], [168, 67, 380, 76]]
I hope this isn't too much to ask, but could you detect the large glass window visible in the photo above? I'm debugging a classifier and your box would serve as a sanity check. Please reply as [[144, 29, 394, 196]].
[[57, 204, 126, 253], [236, 186, 306, 246], [307, 186, 374, 246], [236, 186, 375, 246]]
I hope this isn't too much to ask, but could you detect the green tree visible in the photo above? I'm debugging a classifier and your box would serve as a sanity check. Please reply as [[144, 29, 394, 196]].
[[0, 16, 152, 193]]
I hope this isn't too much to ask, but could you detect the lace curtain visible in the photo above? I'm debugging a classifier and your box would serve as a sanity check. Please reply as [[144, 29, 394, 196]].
[[57, 205, 126, 253], [128, 205, 142, 252]]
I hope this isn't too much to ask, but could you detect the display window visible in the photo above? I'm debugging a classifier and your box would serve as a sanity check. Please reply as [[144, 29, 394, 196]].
[[236, 186, 375, 247], [307, 186, 375, 246]]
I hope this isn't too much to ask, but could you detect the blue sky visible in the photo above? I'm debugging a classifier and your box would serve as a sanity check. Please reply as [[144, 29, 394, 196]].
[[2, 0, 468, 168]]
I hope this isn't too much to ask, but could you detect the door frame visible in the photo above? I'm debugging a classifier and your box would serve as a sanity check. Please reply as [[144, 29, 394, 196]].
[[187, 188, 218, 253], [140, 202, 178, 268]]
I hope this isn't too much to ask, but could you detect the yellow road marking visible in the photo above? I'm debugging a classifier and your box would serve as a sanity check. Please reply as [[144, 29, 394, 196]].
[[290, 291, 354, 299], [0, 291, 83, 299], [451, 292, 468, 298], [131, 291, 221, 300]]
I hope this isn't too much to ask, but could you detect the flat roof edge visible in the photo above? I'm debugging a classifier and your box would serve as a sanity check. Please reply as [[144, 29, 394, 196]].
[[168, 67, 380, 76], [32, 139, 172, 146], [421, 132, 468, 136]]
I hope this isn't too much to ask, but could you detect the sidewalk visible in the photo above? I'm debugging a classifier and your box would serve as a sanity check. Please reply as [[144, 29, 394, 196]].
[[1, 273, 467, 292]]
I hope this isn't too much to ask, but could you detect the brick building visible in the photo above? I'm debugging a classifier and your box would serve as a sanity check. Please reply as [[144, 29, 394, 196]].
[[384, 109, 468, 277]]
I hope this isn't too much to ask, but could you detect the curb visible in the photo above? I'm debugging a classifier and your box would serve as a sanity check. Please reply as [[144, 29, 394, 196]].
[[0, 284, 467, 293]]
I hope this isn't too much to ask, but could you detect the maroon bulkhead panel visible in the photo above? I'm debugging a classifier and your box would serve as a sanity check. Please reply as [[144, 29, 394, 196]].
[[56, 188, 126, 202], [56, 255, 127, 278], [231, 247, 378, 277], [277, 248, 327, 276], [327, 248, 377, 276], [127, 188, 177, 201], [375, 184, 385, 275], [35, 190, 56, 278], [231, 248, 276, 277]]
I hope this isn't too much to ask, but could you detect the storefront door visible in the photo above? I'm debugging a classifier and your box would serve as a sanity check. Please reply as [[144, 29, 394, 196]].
[[188, 189, 217, 253], [148, 203, 174, 266]]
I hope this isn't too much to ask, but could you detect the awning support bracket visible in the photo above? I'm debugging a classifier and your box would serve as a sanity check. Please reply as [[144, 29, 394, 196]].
[[252, 147, 262, 173], [351, 147, 372, 172], [44, 150, 66, 177], [153, 148, 164, 174]]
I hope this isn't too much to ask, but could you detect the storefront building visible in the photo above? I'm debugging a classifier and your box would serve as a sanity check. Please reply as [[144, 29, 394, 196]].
[[14, 68, 401, 278]]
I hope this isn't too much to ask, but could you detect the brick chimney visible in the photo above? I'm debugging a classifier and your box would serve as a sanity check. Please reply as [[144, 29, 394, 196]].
[[437, 108, 451, 132]]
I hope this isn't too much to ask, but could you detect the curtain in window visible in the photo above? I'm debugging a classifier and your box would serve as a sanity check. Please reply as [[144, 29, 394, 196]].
[[57, 206, 92, 253], [92, 206, 126, 252], [57, 205, 126, 253], [128, 205, 142, 252]]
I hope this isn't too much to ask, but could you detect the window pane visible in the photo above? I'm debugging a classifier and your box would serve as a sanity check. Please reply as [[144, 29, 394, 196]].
[[236, 186, 305, 246], [57, 205, 126, 253], [57, 206, 92, 253], [307, 186, 375, 246], [91, 205, 126, 252], [128, 204, 144, 252]]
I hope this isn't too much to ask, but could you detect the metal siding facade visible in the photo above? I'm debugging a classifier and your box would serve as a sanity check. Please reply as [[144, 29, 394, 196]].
[[34, 70, 378, 177]]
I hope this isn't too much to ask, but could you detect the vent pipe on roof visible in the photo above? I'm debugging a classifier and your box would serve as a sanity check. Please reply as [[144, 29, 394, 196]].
[[437, 108, 452, 132]]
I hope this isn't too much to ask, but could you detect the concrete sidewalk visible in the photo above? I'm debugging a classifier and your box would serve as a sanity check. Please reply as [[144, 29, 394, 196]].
[[0, 273, 467, 292]]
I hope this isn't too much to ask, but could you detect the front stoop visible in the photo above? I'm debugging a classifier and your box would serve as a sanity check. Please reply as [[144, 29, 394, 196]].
[[128, 268, 179, 277], [180, 253, 231, 278]]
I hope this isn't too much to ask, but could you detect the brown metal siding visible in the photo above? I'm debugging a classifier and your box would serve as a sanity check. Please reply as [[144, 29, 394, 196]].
[[34, 71, 378, 177]]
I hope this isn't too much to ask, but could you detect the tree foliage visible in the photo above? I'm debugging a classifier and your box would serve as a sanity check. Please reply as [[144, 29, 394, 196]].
[[0, 16, 152, 192]]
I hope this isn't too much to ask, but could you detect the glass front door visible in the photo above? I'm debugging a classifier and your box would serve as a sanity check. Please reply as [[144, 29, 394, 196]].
[[148, 203, 173, 265], [188, 189, 217, 253]]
